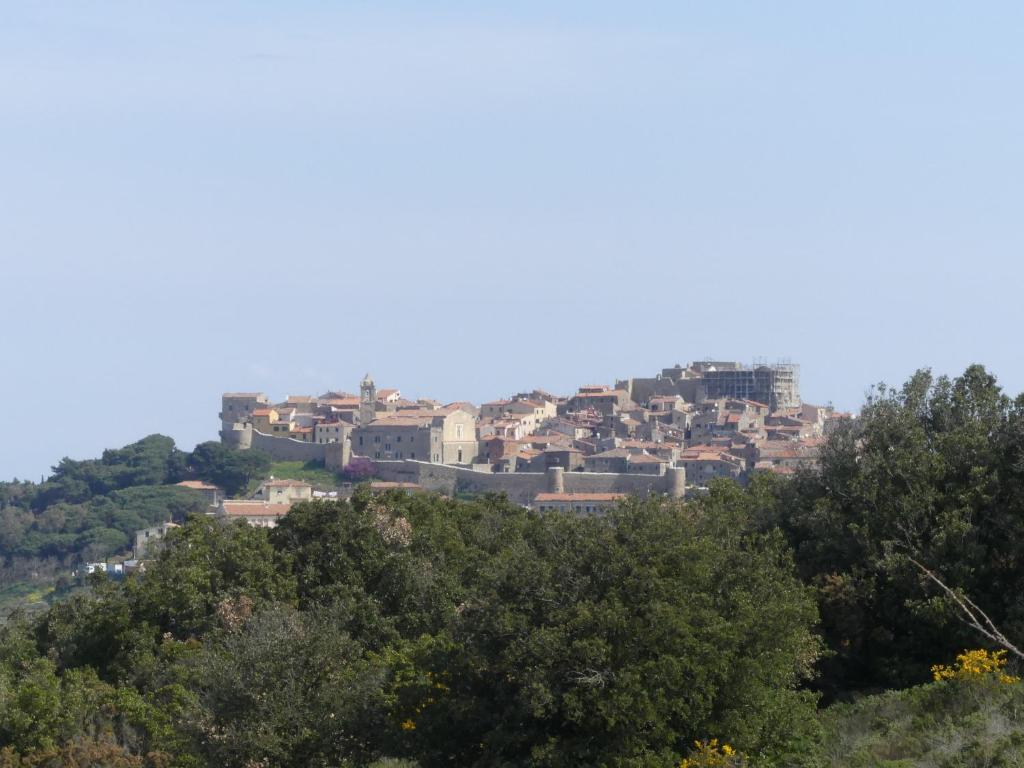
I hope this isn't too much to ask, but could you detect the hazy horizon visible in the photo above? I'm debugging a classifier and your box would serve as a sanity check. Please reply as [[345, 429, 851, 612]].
[[4, 2, 1024, 480]]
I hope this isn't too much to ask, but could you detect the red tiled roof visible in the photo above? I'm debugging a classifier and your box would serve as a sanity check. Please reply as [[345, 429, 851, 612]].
[[534, 493, 626, 502], [176, 480, 221, 491], [221, 501, 292, 517], [627, 453, 666, 464]]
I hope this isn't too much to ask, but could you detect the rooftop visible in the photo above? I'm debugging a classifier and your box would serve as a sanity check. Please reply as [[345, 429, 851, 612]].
[[534, 493, 627, 503]]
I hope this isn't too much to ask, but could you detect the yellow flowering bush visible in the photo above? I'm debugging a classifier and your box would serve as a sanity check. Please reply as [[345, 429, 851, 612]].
[[931, 649, 1020, 685], [679, 738, 744, 767]]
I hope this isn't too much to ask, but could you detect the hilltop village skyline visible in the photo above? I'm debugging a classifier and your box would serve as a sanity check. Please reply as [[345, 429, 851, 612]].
[[218, 359, 848, 511]]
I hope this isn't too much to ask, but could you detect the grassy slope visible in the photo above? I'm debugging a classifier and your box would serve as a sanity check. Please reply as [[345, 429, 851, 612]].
[[821, 677, 1024, 767], [0, 580, 56, 622], [267, 460, 345, 490]]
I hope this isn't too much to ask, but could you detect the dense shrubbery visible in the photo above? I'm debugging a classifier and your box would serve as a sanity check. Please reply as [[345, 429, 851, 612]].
[[0, 436, 273, 616], [3, 364, 1024, 765], [758, 365, 1024, 698], [0, 491, 821, 767], [0, 436, 206, 569]]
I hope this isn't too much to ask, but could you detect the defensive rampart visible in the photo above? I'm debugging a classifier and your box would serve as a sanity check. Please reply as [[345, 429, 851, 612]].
[[372, 460, 685, 505]]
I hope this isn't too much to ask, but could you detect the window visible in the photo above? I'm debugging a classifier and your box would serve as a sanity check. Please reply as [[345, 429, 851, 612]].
[[374, 435, 381, 443], [410, 452, 415, 459], [385, 443, 391, 451], [457, 449, 463, 462], [456, 424, 464, 439], [359, 436, 363, 445], [375, 452, 381, 459], [397, 435, 402, 443]]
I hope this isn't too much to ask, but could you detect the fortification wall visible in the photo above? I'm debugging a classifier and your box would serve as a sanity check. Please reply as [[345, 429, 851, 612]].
[[373, 461, 685, 505], [249, 430, 328, 463], [221, 423, 253, 450]]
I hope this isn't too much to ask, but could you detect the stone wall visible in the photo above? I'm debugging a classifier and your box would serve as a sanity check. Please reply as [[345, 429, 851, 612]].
[[249, 429, 328, 463], [372, 460, 685, 506]]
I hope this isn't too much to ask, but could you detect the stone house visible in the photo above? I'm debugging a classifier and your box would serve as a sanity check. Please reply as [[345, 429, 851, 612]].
[[221, 393, 270, 433], [217, 500, 293, 528], [678, 448, 746, 486], [532, 492, 626, 514], [353, 407, 478, 465], [314, 420, 353, 445], [253, 479, 313, 503], [566, 389, 633, 416], [174, 480, 223, 507], [134, 522, 180, 559], [480, 399, 512, 419]]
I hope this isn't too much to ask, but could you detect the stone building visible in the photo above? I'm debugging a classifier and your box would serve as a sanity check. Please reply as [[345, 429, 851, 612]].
[[353, 407, 477, 465], [532, 492, 626, 514], [252, 478, 312, 504], [174, 480, 223, 507], [217, 500, 293, 528], [134, 522, 179, 559], [220, 393, 270, 436]]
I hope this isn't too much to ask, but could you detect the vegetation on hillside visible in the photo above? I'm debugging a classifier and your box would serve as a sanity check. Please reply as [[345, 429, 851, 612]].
[[2, 364, 1024, 765], [267, 460, 346, 490], [0, 436, 273, 618]]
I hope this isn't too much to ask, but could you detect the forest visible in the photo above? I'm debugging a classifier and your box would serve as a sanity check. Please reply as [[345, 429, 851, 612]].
[[2, 364, 1024, 766]]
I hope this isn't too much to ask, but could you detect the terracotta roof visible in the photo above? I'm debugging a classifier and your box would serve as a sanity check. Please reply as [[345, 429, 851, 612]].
[[627, 453, 666, 464], [220, 501, 292, 517], [252, 408, 275, 417], [176, 480, 221, 491], [587, 448, 631, 459], [324, 398, 360, 407], [621, 440, 663, 449], [534, 493, 626, 502], [572, 390, 628, 399]]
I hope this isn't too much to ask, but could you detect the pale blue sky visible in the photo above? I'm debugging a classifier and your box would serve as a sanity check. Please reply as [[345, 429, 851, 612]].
[[3, 2, 1023, 480]]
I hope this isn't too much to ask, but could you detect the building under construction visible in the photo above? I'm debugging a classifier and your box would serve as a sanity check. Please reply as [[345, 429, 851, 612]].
[[695, 361, 800, 411]]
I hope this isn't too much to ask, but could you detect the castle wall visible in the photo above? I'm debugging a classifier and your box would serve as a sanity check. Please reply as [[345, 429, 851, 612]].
[[372, 460, 685, 506], [249, 429, 328, 463]]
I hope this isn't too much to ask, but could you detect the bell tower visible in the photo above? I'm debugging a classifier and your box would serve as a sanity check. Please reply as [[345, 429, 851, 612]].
[[359, 373, 376, 425]]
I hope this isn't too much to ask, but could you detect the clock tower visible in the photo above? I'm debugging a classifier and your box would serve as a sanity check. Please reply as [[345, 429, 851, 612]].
[[359, 373, 376, 425]]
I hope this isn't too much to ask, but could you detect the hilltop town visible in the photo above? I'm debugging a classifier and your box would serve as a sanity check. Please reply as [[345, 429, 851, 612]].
[[216, 360, 849, 518]]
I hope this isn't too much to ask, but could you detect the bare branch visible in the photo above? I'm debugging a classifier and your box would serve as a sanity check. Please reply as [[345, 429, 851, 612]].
[[908, 557, 1024, 661]]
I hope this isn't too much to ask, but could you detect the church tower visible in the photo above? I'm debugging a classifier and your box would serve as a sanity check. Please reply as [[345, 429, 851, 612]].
[[359, 373, 376, 425]]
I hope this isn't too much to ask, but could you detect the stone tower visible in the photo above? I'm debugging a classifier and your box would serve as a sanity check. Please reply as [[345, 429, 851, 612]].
[[359, 373, 376, 426]]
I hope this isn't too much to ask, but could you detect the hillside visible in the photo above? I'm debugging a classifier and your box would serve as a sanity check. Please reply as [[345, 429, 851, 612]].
[[0, 435, 277, 618], [2, 364, 1024, 765]]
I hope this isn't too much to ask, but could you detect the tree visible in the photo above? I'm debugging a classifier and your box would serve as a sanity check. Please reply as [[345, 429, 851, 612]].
[[401, 496, 820, 767], [187, 442, 271, 497], [766, 365, 1024, 695]]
